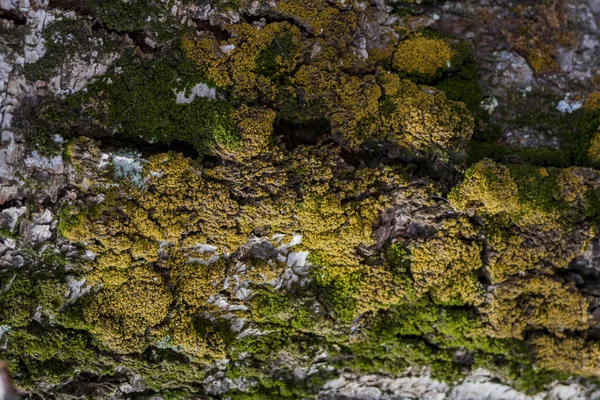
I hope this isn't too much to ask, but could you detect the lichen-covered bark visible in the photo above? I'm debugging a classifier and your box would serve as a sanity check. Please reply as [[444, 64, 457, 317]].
[[3, 0, 600, 399]]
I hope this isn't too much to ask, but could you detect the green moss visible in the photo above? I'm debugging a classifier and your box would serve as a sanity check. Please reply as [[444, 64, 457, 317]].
[[36, 248, 68, 271], [513, 366, 572, 395], [508, 164, 565, 214], [378, 96, 396, 117], [314, 275, 358, 325], [126, 349, 207, 393], [387, 242, 410, 275], [72, 48, 240, 155], [0, 273, 67, 327], [467, 141, 572, 168], [470, 337, 581, 395], [344, 300, 442, 375], [8, 326, 92, 362], [250, 284, 329, 335], [21, 97, 74, 156], [226, 331, 336, 399], [336, 289, 549, 387], [250, 286, 302, 326], [57, 205, 84, 238], [563, 109, 600, 166], [5, 325, 100, 387], [585, 188, 600, 222], [468, 90, 600, 168], [0, 228, 17, 240], [56, 301, 95, 332], [388, 298, 438, 337], [437, 75, 482, 112], [0, 274, 35, 327], [228, 329, 292, 363], [435, 41, 483, 118], [250, 288, 289, 323], [348, 334, 460, 382], [256, 32, 298, 81], [88, 0, 156, 32]]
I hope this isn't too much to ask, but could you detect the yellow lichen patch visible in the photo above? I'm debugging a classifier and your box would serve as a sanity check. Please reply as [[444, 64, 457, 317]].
[[274, 0, 339, 36], [181, 32, 233, 89], [182, 7, 471, 160], [167, 312, 226, 360], [61, 132, 420, 356], [285, 145, 339, 196], [314, 13, 361, 68], [449, 159, 519, 215], [238, 195, 297, 235], [409, 219, 484, 306], [290, 66, 382, 148], [379, 78, 473, 159], [584, 92, 600, 111], [588, 128, 600, 163], [450, 159, 590, 229], [129, 236, 160, 262], [231, 105, 276, 158], [59, 210, 96, 245], [484, 229, 555, 282], [139, 153, 243, 252], [483, 276, 589, 339], [298, 193, 387, 274], [533, 335, 600, 377], [526, 50, 558, 75], [172, 261, 227, 311], [83, 267, 172, 354], [557, 168, 588, 204], [450, 159, 596, 283], [183, 21, 305, 101], [392, 35, 455, 76], [206, 157, 288, 200], [92, 251, 131, 275], [448, 163, 594, 335], [60, 153, 244, 354], [484, 223, 593, 283], [354, 265, 404, 314]]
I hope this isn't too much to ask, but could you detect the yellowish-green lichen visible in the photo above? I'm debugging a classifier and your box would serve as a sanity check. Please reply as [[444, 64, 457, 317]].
[[409, 217, 484, 306], [588, 128, 600, 163], [83, 266, 172, 354], [392, 34, 455, 77], [533, 335, 600, 377], [483, 276, 589, 340], [181, 10, 472, 161]]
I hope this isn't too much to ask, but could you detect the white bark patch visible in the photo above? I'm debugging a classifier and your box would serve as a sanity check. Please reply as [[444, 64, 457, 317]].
[[0, 206, 26, 232], [220, 44, 235, 54], [175, 83, 216, 104], [190, 243, 218, 253], [65, 275, 90, 303], [25, 151, 64, 173], [112, 153, 145, 187], [557, 94, 583, 113], [0, 325, 10, 350], [286, 251, 309, 267], [288, 233, 302, 247]]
